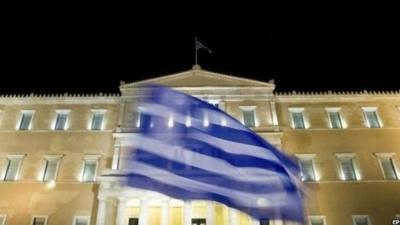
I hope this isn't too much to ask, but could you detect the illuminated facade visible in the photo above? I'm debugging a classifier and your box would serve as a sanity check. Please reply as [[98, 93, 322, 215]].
[[0, 66, 399, 225]]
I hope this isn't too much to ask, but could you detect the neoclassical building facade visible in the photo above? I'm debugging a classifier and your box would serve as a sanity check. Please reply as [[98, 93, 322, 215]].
[[0, 66, 399, 225]]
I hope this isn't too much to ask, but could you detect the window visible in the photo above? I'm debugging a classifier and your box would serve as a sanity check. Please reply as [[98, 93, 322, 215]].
[[297, 155, 317, 181], [90, 110, 106, 130], [54, 110, 70, 130], [375, 153, 398, 180], [31, 216, 47, 225], [73, 216, 90, 225], [337, 154, 358, 181], [42, 157, 61, 182], [309, 216, 326, 225], [81, 157, 100, 182], [192, 218, 206, 225], [260, 219, 269, 225], [289, 108, 306, 129], [129, 218, 139, 225], [362, 107, 382, 128], [136, 110, 151, 128], [352, 215, 370, 225], [326, 108, 343, 129], [243, 110, 256, 127], [18, 110, 34, 130], [0, 215, 6, 225], [240, 106, 257, 127], [2, 155, 24, 181]]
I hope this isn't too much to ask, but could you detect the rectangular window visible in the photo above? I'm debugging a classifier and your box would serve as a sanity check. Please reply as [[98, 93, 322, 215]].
[[42, 158, 60, 182], [378, 156, 398, 180], [54, 110, 70, 130], [129, 218, 139, 225], [289, 108, 306, 129], [18, 110, 34, 130], [82, 160, 97, 182], [338, 156, 357, 181], [0, 215, 6, 225], [299, 158, 316, 181], [363, 107, 381, 128], [73, 216, 90, 225], [32, 216, 47, 225], [3, 156, 24, 181], [136, 110, 151, 128], [90, 110, 105, 130], [242, 110, 256, 127], [352, 215, 370, 225], [309, 216, 326, 225], [260, 219, 269, 225], [326, 108, 343, 129], [192, 218, 206, 225]]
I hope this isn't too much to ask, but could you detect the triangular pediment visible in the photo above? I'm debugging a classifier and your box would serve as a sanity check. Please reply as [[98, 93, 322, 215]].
[[121, 66, 274, 89]]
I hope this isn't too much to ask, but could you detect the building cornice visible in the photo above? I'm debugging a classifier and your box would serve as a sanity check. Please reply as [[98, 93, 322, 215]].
[[0, 93, 121, 104], [275, 90, 400, 102]]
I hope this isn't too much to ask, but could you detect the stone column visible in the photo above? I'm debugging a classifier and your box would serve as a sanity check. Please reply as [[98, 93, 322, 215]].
[[228, 208, 238, 225], [206, 201, 215, 225], [116, 198, 127, 225], [161, 199, 170, 225], [96, 196, 107, 225], [139, 198, 149, 225], [183, 200, 192, 225]]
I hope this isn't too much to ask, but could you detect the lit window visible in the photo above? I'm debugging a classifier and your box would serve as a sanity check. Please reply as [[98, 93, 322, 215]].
[[298, 156, 317, 181], [192, 218, 206, 225], [352, 215, 370, 225], [362, 107, 382, 128], [54, 110, 70, 130], [2, 155, 24, 181], [18, 110, 34, 130], [31, 216, 47, 225], [0, 214, 6, 225], [42, 157, 61, 182], [90, 110, 106, 130], [375, 153, 398, 180], [73, 216, 90, 225], [129, 218, 139, 225], [81, 158, 98, 182], [309, 216, 326, 225], [136, 110, 151, 128], [289, 108, 306, 129], [337, 154, 358, 181], [326, 108, 343, 129], [240, 106, 257, 127]]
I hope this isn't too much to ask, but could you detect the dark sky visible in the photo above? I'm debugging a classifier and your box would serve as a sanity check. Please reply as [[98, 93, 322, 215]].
[[2, 25, 399, 94]]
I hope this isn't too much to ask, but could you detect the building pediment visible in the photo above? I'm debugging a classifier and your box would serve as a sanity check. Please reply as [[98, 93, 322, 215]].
[[120, 66, 275, 98]]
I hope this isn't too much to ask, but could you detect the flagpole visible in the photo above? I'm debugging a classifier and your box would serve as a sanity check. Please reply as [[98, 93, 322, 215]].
[[195, 37, 198, 65]]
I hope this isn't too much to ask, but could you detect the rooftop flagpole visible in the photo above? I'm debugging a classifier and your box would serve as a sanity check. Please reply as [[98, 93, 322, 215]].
[[194, 37, 212, 66]]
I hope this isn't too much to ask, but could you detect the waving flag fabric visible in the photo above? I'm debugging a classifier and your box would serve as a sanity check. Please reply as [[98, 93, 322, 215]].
[[123, 85, 305, 222]]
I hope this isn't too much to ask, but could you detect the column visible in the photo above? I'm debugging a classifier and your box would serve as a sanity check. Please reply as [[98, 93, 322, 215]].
[[251, 217, 260, 225], [206, 201, 215, 225], [161, 199, 170, 225], [139, 198, 149, 225], [112, 140, 121, 170], [96, 196, 107, 225], [183, 200, 192, 225], [228, 208, 238, 225], [269, 101, 279, 126], [116, 198, 127, 225]]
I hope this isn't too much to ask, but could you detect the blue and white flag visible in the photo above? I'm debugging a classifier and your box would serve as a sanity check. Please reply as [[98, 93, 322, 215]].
[[123, 85, 305, 222]]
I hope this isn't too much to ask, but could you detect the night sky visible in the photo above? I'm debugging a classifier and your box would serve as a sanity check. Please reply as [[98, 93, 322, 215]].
[[2, 27, 399, 94]]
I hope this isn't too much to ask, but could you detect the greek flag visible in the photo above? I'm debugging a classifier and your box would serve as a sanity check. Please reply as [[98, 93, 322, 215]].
[[124, 85, 305, 222]]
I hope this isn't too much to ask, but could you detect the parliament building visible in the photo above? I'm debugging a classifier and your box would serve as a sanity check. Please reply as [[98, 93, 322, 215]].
[[0, 66, 399, 225]]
